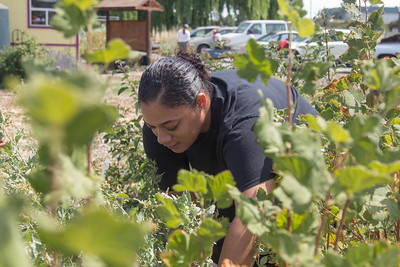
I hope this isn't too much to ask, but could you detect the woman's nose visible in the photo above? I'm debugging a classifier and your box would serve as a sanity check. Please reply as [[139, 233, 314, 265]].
[[157, 129, 172, 145]]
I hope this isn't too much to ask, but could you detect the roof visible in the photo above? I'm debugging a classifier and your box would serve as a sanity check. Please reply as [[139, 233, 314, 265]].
[[97, 0, 164, 12]]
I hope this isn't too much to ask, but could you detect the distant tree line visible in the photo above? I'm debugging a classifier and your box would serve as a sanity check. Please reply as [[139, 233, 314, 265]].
[[99, 0, 284, 31]]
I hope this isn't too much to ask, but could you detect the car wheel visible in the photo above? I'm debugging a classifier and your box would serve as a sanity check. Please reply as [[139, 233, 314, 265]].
[[197, 44, 210, 53]]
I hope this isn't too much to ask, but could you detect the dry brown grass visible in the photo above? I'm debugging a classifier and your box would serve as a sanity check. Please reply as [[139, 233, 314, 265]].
[[0, 70, 144, 171]]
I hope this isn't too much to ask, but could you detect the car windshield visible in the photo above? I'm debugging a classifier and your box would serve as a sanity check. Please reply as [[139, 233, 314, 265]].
[[235, 23, 250, 33], [257, 32, 276, 42]]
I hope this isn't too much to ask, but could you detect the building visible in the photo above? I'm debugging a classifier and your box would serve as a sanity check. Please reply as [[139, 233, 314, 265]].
[[2, 0, 79, 58], [328, 5, 399, 25]]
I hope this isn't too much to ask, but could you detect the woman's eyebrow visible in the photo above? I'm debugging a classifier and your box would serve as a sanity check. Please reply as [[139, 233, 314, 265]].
[[144, 119, 176, 127]]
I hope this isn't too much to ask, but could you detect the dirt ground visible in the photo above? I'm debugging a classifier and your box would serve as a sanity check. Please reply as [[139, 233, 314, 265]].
[[0, 70, 143, 172]]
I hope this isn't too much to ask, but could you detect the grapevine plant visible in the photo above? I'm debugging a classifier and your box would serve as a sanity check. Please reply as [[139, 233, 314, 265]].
[[1, 0, 400, 266]]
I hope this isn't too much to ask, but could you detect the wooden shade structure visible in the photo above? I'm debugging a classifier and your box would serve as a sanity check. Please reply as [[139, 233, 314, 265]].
[[97, 0, 164, 63]]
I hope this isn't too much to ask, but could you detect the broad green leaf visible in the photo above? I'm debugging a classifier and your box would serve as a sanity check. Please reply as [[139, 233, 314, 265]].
[[374, 242, 400, 267], [254, 98, 285, 156], [274, 155, 330, 198], [347, 114, 384, 142], [361, 60, 400, 92], [27, 169, 52, 195], [155, 194, 185, 229], [346, 243, 374, 266], [325, 121, 352, 145], [51, 1, 97, 38], [19, 76, 79, 126], [65, 105, 118, 147], [342, 3, 362, 23], [324, 252, 350, 267], [39, 210, 152, 267], [385, 87, 400, 112], [273, 176, 312, 214], [161, 219, 227, 266], [368, 6, 385, 31], [161, 230, 194, 266], [206, 171, 235, 209], [293, 17, 315, 38], [262, 229, 299, 264], [368, 161, 400, 175], [86, 39, 131, 65], [234, 39, 278, 85], [0, 194, 32, 267], [277, 0, 289, 16], [296, 62, 330, 96], [64, 0, 98, 10], [173, 169, 208, 194], [229, 185, 278, 237], [335, 166, 391, 195], [369, 0, 384, 4], [349, 139, 381, 165], [197, 219, 227, 243]]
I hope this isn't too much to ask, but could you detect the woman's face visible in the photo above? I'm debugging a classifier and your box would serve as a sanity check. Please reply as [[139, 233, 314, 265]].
[[140, 95, 210, 153]]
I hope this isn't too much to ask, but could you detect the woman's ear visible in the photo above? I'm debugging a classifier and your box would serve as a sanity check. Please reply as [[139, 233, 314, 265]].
[[197, 93, 207, 109]]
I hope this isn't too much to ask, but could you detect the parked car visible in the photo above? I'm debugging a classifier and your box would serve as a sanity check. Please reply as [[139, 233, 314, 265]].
[[222, 20, 288, 49], [189, 26, 237, 53], [229, 30, 302, 53], [190, 26, 219, 38], [291, 29, 351, 60], [373, 43, 400, 59]]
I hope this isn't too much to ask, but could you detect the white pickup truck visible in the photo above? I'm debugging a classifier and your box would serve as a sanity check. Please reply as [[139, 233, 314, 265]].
[[373, 43, 400, 59]]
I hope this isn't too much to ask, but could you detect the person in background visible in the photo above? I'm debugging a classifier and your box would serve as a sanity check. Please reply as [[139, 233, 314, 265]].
[[138, 50, 317, 266], [212, 29, 222, 49], [177, 24, 191, 51]]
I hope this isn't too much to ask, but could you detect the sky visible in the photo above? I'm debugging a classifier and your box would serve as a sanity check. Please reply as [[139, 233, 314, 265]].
[[302, 0, 400, 18]]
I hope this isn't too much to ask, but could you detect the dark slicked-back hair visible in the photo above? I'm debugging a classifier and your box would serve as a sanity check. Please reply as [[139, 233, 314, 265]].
[[138, 50, 214, 108]]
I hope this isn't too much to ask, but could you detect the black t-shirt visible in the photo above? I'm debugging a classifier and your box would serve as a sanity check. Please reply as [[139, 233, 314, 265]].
[[142, 69, 317, 263]]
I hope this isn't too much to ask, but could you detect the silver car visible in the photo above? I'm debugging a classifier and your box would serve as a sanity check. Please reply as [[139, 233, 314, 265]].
[[189, 26, 237, 53], [229, 30, 301, 53]]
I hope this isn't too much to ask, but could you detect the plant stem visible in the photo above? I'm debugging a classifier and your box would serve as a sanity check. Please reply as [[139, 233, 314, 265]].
[[286, 22, 293, 126], [397, 172, 400, 242], [326, 223, 330, 251], [315, 191, 331, 256], [334, 197, 351, 250]]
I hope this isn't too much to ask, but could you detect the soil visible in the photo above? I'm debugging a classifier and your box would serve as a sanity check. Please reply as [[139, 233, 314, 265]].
[[0, 70, 144, 172]]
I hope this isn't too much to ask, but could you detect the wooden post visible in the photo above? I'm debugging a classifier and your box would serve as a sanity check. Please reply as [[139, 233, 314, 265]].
[[146, 9, 152, 60]]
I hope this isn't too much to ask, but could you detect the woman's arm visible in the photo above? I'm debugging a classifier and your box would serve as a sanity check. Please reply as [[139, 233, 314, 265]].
[[218, 179, 276, 267]]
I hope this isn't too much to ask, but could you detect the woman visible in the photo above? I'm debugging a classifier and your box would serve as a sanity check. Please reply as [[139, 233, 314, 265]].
[[138, 51, 317, 266]]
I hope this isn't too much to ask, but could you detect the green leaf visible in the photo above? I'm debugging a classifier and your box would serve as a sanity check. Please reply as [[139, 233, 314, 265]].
[[324, 252, 350, 267], [335, 166, 391, 195], [51, 0, 97, 38], [346, 243, 374, 266], [0, 195, 32, 267], [86, 39, 131, 65], [274, 155, 331, 198], [229, 185, 279, 237], [234, 39, 278, 85], [155, 194, 185, 229], [206, 171, 235, 209], [65, 105, 118, 147], [19, 76, 80, 126], [27, 169, 52, 195], [368, 161, 400, 175], [197, 219, 228, 243], [326, 121, 352, 145], [173, 169, 208, 194], [254, 98, 285, 156], [274, 176, 312, 214], [293, 17, 315, 38], [262, 229, 299, 264], [39, 210, 152, 267], [161, 230, 194, 266]]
